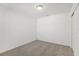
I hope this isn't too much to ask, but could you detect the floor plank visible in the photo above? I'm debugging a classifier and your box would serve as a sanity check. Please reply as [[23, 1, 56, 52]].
[[0, 40, 74, 56]]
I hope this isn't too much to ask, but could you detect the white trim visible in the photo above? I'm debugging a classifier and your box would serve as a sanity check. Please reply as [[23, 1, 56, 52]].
[[70, 3, 79, 48]]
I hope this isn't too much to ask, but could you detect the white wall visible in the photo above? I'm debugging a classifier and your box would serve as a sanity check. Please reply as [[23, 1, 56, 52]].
[[0, 7, 6, 52], [72, 4, 79, 56], [0, 7, 4, 41], [0, 6, 36, 53], [37, 13, 71, 46]]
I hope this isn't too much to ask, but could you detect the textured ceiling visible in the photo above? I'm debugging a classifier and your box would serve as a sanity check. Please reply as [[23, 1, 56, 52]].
[[0, 3, 73, 19]]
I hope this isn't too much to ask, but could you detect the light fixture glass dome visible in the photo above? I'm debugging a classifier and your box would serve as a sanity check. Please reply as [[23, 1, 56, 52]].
[[34, 4, 45, 10], [36, 5, 43, 10]]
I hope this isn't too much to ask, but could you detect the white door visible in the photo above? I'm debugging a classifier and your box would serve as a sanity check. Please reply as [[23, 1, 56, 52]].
[[72, 4, 79, 56]]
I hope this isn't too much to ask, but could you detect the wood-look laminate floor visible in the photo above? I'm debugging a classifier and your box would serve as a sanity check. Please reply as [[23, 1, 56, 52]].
[[0, 40, 74, 56]]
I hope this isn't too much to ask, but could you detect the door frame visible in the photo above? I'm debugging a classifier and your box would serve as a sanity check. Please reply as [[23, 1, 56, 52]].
[[70, 3, 79, 48]]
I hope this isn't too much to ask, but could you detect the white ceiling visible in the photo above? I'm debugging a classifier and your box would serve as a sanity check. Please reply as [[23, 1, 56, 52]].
[[0, 3, 73, 19]]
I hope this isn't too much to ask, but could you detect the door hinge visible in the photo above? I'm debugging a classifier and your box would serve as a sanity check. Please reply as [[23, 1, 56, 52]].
[[72, 12, 74, 16]]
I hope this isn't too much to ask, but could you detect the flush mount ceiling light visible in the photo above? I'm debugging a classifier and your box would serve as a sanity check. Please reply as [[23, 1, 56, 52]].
[[34, 4, 45, 10]]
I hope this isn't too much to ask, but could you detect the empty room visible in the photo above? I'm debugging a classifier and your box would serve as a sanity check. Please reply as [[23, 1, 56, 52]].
[[0, 3, 79, 56]]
